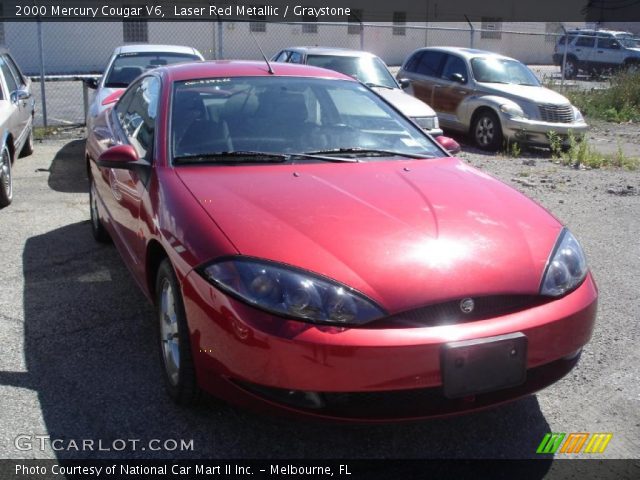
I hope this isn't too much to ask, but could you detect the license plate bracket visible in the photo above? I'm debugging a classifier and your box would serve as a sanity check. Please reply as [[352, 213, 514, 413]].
[[441, 332, 527, 399]]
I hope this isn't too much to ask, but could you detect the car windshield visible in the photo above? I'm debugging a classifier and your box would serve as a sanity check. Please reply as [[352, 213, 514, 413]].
[[471, 57, 541, 86], [617, 35, 640, 48], [171, 76, 442, 163], [305, 55, 398, 89], [104, 52, 200, 88]]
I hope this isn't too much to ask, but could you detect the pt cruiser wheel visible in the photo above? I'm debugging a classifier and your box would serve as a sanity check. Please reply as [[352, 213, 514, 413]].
[[472, 110, 503, 151]]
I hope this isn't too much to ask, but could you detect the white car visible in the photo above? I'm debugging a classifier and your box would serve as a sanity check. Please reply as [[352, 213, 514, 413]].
[[271, 47, 443, 137], [86, 44, 203, 128], [0, 49, 35, 208]]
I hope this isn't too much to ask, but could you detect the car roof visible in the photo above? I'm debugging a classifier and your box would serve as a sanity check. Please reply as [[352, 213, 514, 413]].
[[565, 29, 633, 36], [113, 44, 200, 55], [161, 60, 355, 83], [410, 47, 516, 62], [281, 47, 380, 58]]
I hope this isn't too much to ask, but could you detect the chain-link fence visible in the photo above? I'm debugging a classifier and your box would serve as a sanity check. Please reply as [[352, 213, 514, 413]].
[[3, 20, 637, 127]]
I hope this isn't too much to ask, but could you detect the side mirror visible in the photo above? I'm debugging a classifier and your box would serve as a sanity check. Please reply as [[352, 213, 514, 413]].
[[398, 78, 411, 89], [450, 73, 466, 84], [10, 89, 31, 103], [85, 77, 100, 89], [97, 145, 140, 170], [435, 136, 461, 155]]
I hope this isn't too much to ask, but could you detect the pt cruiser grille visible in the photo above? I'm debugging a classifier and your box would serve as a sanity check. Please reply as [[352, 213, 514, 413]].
[[539, 104, 574, 123]]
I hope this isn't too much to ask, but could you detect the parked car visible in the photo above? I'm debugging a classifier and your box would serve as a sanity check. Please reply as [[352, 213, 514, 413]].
[[85, 44, 204, 129], [86, 60, 597, 420], [397, 47, 588, 151], [552, 29, 640, 79], [272, 47, 443, 137], [0, 49, 35, 208]]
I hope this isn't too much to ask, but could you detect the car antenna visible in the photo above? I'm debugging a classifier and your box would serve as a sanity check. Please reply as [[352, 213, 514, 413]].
[[251, 32, 274, 74]]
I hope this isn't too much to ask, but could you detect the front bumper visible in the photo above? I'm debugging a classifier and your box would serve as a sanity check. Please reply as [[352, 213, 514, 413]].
[[182, 271, 597, 420], [500, 116, 588, 147]]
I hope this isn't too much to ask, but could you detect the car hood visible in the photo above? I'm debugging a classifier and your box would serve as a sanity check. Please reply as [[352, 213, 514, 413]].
[[176, 158, 561, 312], [372, 87, 437, 118], [480, 83, 572, 105]]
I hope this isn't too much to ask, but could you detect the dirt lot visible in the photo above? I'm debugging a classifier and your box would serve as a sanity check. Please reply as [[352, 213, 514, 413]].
[[0, 125, 638, 468]]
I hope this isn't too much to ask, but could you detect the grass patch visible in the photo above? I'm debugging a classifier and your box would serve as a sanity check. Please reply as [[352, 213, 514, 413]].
[[555, 131, 639, 170], [33, 126, 59, 140], [563, 70, 640, 123]]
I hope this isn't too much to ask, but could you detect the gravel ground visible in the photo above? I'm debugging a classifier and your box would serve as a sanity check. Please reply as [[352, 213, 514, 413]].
[[0, 129, 638, 466]]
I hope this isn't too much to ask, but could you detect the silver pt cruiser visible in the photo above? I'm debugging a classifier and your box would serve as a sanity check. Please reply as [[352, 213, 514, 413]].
[[397, 47, 588, 150]]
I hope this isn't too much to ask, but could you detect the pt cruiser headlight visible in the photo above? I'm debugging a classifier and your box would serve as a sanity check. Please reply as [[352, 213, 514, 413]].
[[540, 229, 588, 297], [413, 116, 439, 131], [500, 103, 527, 119], [199, 258, 385, 326], [572, 106, 584, 122]]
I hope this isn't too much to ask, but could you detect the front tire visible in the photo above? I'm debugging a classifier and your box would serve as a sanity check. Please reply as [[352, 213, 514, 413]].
[[156, 259, 201, 405], [0, 144, 13, 208], [19, 127, 34, 158], [562, 58, 578, 79], [472, 110, 503, 151]]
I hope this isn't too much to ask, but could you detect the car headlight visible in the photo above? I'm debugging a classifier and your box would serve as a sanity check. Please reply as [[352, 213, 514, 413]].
[[500, 103, 527, 119], [540, 229, 588, 297], [413, 116, 439, 131], [572, 106, 584, 122], [199, 258, 385, 326]]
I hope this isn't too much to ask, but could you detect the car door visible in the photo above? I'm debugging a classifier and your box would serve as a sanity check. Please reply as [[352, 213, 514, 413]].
[[105, 75, 160, 277], [431, 53, 472, 128], [594, 35, 624, 69], [0, 56, 25, 145], [573, 34, 596, 70], [3, 54, 33, 135], [401, 50, 446, 110]]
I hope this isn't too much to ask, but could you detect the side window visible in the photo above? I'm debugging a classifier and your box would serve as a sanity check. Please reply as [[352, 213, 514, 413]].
[[598, 37, 619, 49], [273, 51, 290, 62], [415, 51, 446, 77], [0, 56, 19, 94], [441, 55, 468, 83], [288, 52, 303, 64], [403, 52, 423, 73], [116, 76, 161, 162], [3, 54, 26, 87], [575, 36, 595, 48]]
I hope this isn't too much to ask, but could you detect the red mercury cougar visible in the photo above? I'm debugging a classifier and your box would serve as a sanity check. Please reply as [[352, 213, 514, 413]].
[[86, 61, 597, 421]]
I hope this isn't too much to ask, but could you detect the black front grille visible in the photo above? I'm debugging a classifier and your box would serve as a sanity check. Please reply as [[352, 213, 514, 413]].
[[371, 295, 547, 329], [539, 104, 574, 123]]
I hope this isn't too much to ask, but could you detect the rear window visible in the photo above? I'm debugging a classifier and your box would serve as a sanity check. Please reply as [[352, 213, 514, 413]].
[[104, 52, 200, 88]]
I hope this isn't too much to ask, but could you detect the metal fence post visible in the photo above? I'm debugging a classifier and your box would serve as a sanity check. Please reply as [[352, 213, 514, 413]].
[[360, 23, 364, 50], [561, 24, 568, 88], [82, 81, 89, 124], [216, 14, 224, 59], [465, 16, 475, 49], [36, 19, 47, 128]]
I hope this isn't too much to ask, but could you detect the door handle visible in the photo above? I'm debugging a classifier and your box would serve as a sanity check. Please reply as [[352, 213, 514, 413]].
[[597, 50, 603, 53], [575, 48, 581, 52], [456, 90, 468, 95]]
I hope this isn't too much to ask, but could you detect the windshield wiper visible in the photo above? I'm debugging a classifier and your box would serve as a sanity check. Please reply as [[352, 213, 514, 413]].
[[304, 148, 431, 159], [174, 151, 287, 164], [364, 82, 395, 90]]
